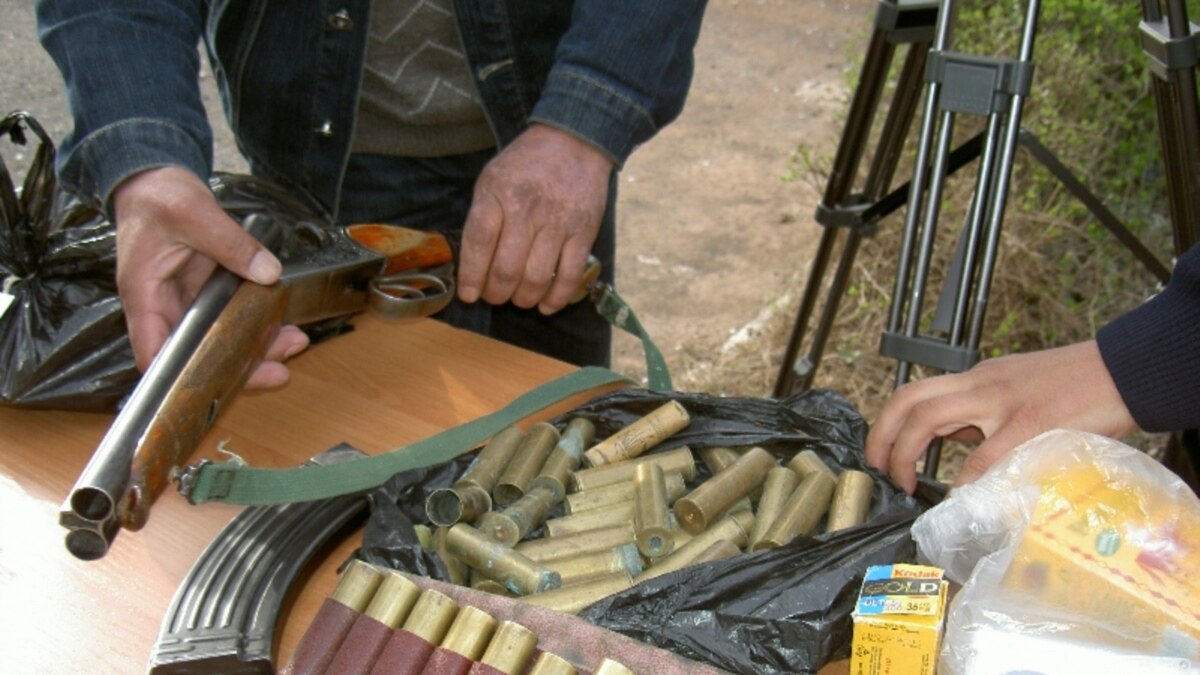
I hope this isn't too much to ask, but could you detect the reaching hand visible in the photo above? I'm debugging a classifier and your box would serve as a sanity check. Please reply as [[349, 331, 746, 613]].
[[864, 340, 1139, 493], [456, 123, 614, 315], [111, 166, 310, 389]]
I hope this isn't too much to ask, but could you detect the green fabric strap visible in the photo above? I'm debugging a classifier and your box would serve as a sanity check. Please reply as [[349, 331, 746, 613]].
[[590, 283, 673, 391], [184, 366, 632, 506]]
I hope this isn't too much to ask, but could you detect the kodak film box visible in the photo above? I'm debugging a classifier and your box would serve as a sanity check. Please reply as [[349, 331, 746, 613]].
[[849, 563, 948, 675], [1001, 463, 1200, 659]]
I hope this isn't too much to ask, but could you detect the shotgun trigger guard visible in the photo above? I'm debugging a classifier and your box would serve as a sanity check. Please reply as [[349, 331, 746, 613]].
[[368, 263, 455, 320]]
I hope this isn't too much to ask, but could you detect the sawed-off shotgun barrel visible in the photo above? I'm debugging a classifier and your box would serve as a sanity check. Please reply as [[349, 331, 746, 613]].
[[58, 214, 470, 560]]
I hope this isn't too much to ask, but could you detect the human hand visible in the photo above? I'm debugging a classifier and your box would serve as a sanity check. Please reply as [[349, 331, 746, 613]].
[[111, 166, 310, 389], [864, 340, 1139, 493], [457, 123, 614, 314]]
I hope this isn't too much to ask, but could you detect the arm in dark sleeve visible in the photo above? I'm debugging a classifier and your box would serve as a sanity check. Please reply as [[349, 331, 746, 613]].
[[36, 0, 212, 209], [528, 1, 709, 166], [1097, 243, 1200, 432]]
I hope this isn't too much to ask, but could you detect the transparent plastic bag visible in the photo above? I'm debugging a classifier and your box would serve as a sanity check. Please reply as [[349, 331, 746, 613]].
[[912, 429, 1200, 673]]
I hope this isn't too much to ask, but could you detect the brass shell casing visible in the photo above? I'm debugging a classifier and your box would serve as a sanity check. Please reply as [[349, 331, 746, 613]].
[[464, 425, 527, 491], [825, 469, 873, 532], [439, 605, 497, 659], [514, 523, 637, 563], [434, 526, 470, 586], [362, 569, 422, 628], [636, 509, 753, 582], [594, 658, 636, 675], [786, 449, 835, 482], [546, 542, 644, 586], [555, 417, 597, 463], [633, 463, 673, 558], [478, 486, 559, 546], [674, 446, 776, 535], [543, 501, 635, 538], [521, 571, 634, 615], [571, 446, 697, 492], [528, 651, 578, 675], [689, 538, 742, 566], [445, 523, 561, 595], [696, 446, 740, 474], [754, 469, 836, 550], [583, 400, 690, 467], [426, 483, 492, 528], [747, 466, 801, 548], [470, 571, 515, 597], [564, 470, 686, 515], [478, 620, 539, 674], [495, 423, 560, 507], [401, 588, 460, 644], [331, 559, 385, 612]]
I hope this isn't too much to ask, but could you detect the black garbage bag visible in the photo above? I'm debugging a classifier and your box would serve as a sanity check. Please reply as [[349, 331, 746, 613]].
[[355, 387, 943, 675], [0, 110, 333, 411]]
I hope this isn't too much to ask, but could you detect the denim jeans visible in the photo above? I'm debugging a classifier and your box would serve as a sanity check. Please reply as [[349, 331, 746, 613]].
[[335, 151, 616, 368]]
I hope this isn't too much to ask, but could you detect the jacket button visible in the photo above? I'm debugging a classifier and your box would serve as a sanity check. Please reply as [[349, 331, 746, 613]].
[[327, 10, 353, 31], [316, 121, 334, 137]]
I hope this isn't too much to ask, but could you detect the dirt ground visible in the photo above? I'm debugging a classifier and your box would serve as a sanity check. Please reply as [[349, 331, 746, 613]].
[[1, 0, 875, 398]]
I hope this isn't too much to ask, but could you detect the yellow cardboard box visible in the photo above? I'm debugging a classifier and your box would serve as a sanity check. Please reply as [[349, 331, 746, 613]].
[[850, 563, 948, 675], [1002, 464, 1200, 659]]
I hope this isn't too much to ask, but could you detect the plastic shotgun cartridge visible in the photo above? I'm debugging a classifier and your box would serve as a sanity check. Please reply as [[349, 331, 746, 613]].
[[521, 572, 634, 615], [527, 652, 578, 675], [324, 570, 422, 675], [565, 470, 686, 515], [825, 469, 873, 532], [633, 463, 674, 558], [477, 485, 558, 546], [285, 559, 384, 675], [748, 466, 801, 548], [427, 426, 526, 526], [445, 523, 561, 595], [421, 605, 497, 675], [754, 468, 836, 550], [583, 400, 690, 467], [369, 588, 459, 675], [674, 446, 775, 535], [468, 620, 539, 675], [514, 523, 637, 563], [571, 446, 696, 492], [495, 423, 560, 507], [546, 542, 644, 585]]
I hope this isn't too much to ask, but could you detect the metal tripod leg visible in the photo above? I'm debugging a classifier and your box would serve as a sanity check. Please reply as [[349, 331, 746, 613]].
[[773, 0, 938, 398]]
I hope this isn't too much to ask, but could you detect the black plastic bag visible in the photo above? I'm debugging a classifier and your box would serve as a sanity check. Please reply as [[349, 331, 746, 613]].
[[356, 387, 942, 674], [0, 110, 333, 411]]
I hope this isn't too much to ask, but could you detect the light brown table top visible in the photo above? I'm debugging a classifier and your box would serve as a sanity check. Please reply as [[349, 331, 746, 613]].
[[0, 316, 617, 673]]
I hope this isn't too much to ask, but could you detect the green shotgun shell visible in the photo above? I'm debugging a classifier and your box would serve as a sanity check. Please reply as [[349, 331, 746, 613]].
[[583, 400, 690, 467]]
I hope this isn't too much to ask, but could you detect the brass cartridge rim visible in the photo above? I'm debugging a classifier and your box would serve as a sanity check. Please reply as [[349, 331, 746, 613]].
[[479, 620, 538, 672], [331, 559, 385, 612]]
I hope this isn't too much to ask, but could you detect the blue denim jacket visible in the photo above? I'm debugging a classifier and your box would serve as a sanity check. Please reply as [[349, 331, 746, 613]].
[[37, 0, 707, 218]]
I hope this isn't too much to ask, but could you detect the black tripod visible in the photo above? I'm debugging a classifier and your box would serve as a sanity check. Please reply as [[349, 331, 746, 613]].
[[772, 0, 1198, 478]]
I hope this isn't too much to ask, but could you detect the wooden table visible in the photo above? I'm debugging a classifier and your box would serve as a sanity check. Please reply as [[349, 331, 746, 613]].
[[0, 315, 851, 674], [0, 316, 614, 673]]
